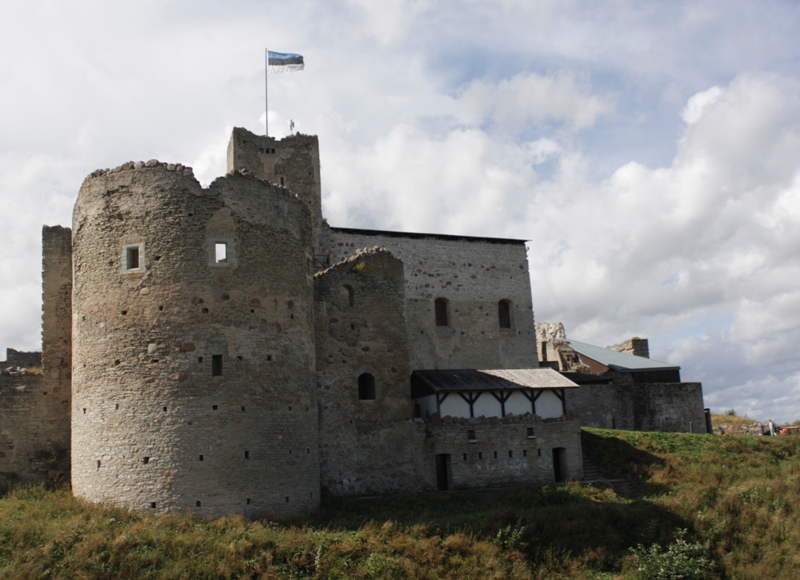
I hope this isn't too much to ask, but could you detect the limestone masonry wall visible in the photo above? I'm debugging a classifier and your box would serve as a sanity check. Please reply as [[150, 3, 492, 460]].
[[227, 128, 323, 253], [71, 160, 319, 518], [322, 228, 538, 371], [428, 418, 583, 488], [315, 248, 431, 495], [4, 349, 42, 368], [41, 225, 72, 464], [565, 381, 706, 432]]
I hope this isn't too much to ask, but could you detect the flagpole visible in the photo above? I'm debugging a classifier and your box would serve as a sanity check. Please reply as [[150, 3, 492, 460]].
[[264, 48, 269, 137]]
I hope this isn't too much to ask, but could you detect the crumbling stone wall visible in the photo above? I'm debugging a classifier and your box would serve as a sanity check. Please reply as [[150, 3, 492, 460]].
[[565, 381, 706, 432], [322, 229, 538, 371], [71, 160, 320, 518], [4, 349, 42, 369], [428, 417, 583, 488], [315, 248, 431, 495], [607, 337, 649, 358], [0, 371, 58, 479]]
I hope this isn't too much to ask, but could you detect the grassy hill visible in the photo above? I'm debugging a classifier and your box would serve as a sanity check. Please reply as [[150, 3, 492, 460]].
[[2, 428, 799, 579]]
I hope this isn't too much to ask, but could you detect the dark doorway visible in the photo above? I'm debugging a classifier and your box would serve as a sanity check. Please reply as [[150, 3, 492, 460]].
[[435, 454, 451, 491], [552, 447, 567, 482]]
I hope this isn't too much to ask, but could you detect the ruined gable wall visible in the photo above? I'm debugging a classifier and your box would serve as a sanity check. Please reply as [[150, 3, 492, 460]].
[[322, 229, 538, 371], [314, 249, 433, 495], [71, 161, 319, 518]]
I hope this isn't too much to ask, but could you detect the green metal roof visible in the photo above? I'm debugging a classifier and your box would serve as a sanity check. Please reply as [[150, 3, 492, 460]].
[[567, 340, 679, 372]]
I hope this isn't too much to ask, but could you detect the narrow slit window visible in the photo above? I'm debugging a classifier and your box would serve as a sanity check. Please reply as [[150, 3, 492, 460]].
[[434, 298, 448, 327], [358, 373, 376, 401], [212, 355, 223, 377], [215, 243, 227, 264], [498, 300, 512, 329]]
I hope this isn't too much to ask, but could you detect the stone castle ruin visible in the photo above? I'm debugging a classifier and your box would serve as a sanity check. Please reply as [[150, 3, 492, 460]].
[[0, 127, 704, 518]]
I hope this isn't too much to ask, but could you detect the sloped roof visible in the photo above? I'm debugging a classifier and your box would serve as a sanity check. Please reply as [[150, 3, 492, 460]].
[[567, 340, 679, 372], [412, 368, 579, 393]]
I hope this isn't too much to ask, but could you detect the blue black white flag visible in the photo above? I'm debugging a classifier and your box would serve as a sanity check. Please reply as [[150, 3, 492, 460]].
[[267, 51, 304, 73]]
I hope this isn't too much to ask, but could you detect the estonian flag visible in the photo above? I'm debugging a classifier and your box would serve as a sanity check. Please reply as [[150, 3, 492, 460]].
[[267, 51, 304, 73]]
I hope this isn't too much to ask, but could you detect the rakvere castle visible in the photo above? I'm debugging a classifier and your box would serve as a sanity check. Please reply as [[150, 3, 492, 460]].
[[0, 127, 706, 518]]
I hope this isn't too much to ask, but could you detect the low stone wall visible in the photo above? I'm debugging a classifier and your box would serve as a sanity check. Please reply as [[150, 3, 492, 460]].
[[565, 381, 706, 433], [0, 373, 68, 480], [426, 418, 583, 488]]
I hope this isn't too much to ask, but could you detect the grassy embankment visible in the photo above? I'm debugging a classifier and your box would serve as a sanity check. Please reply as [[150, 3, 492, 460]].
[[2, 426, 800, 579]]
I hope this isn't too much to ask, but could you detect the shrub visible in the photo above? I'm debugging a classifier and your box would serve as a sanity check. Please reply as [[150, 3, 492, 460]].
[[724, 409, 737, 417], [629, 529, 712, 580]]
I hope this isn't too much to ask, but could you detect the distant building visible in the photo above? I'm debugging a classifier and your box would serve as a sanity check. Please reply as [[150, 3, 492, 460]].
[[537, 322, 706, 433]]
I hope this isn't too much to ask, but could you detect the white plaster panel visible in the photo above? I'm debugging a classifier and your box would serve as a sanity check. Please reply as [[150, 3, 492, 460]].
[[417, 395, 437, 419], [506, 391, 533, 416], [440, 393, 471, 418], [472, 392, 501, 417], [536, 389, 564, 419]]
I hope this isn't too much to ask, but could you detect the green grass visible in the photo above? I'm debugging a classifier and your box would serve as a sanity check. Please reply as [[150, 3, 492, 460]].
[[2, 429, 800, 578]]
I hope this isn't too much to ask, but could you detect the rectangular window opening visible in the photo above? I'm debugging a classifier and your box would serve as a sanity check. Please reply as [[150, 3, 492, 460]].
[[508, 450, 513, 458], [467, 429, 476, 442], [143, 457, 150, 464], [199, 455, 204, 461], [196, 501, 201, 507], [126, 246, 140, 270], [212, 355, 223, 376], [527, 427, 535, 438], [463, 453, 468, 461], [215, 242, 227, 264], [244, 451, 250, 459]]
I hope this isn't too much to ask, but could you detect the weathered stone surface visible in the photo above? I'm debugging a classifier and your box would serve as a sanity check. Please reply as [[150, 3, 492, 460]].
[[71, 160, 320, 518]]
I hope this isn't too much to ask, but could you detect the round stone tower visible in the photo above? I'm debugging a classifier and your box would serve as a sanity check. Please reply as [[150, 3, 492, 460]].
[[71, 161, 319, 517]]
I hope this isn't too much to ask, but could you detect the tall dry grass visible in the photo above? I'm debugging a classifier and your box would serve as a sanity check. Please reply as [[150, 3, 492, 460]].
[[1, 429, 799, 578]]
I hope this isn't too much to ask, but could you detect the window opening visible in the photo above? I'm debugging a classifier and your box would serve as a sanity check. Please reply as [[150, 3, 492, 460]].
[[196, 501, 201, 507], [341, 285, 354, 307], [498, 300, 512, 329], [435, 298, 448, 327], [143, 457, 150, 464], [215, 243, 227, 264], [467, 429, 476, 442], [126, 246, 139, 270], [212, 355, 223, 376], [358, 373, 376, 401], [199, 455, 204, 461], [244, 451, 250, 459], [527, 427, 535, 438]]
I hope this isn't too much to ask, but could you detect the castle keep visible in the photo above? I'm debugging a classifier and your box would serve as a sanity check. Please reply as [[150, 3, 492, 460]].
[[0, 127, 703, 518]]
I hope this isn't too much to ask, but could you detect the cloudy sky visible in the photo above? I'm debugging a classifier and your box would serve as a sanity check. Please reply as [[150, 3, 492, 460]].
[[2, 0, 800, 421]]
